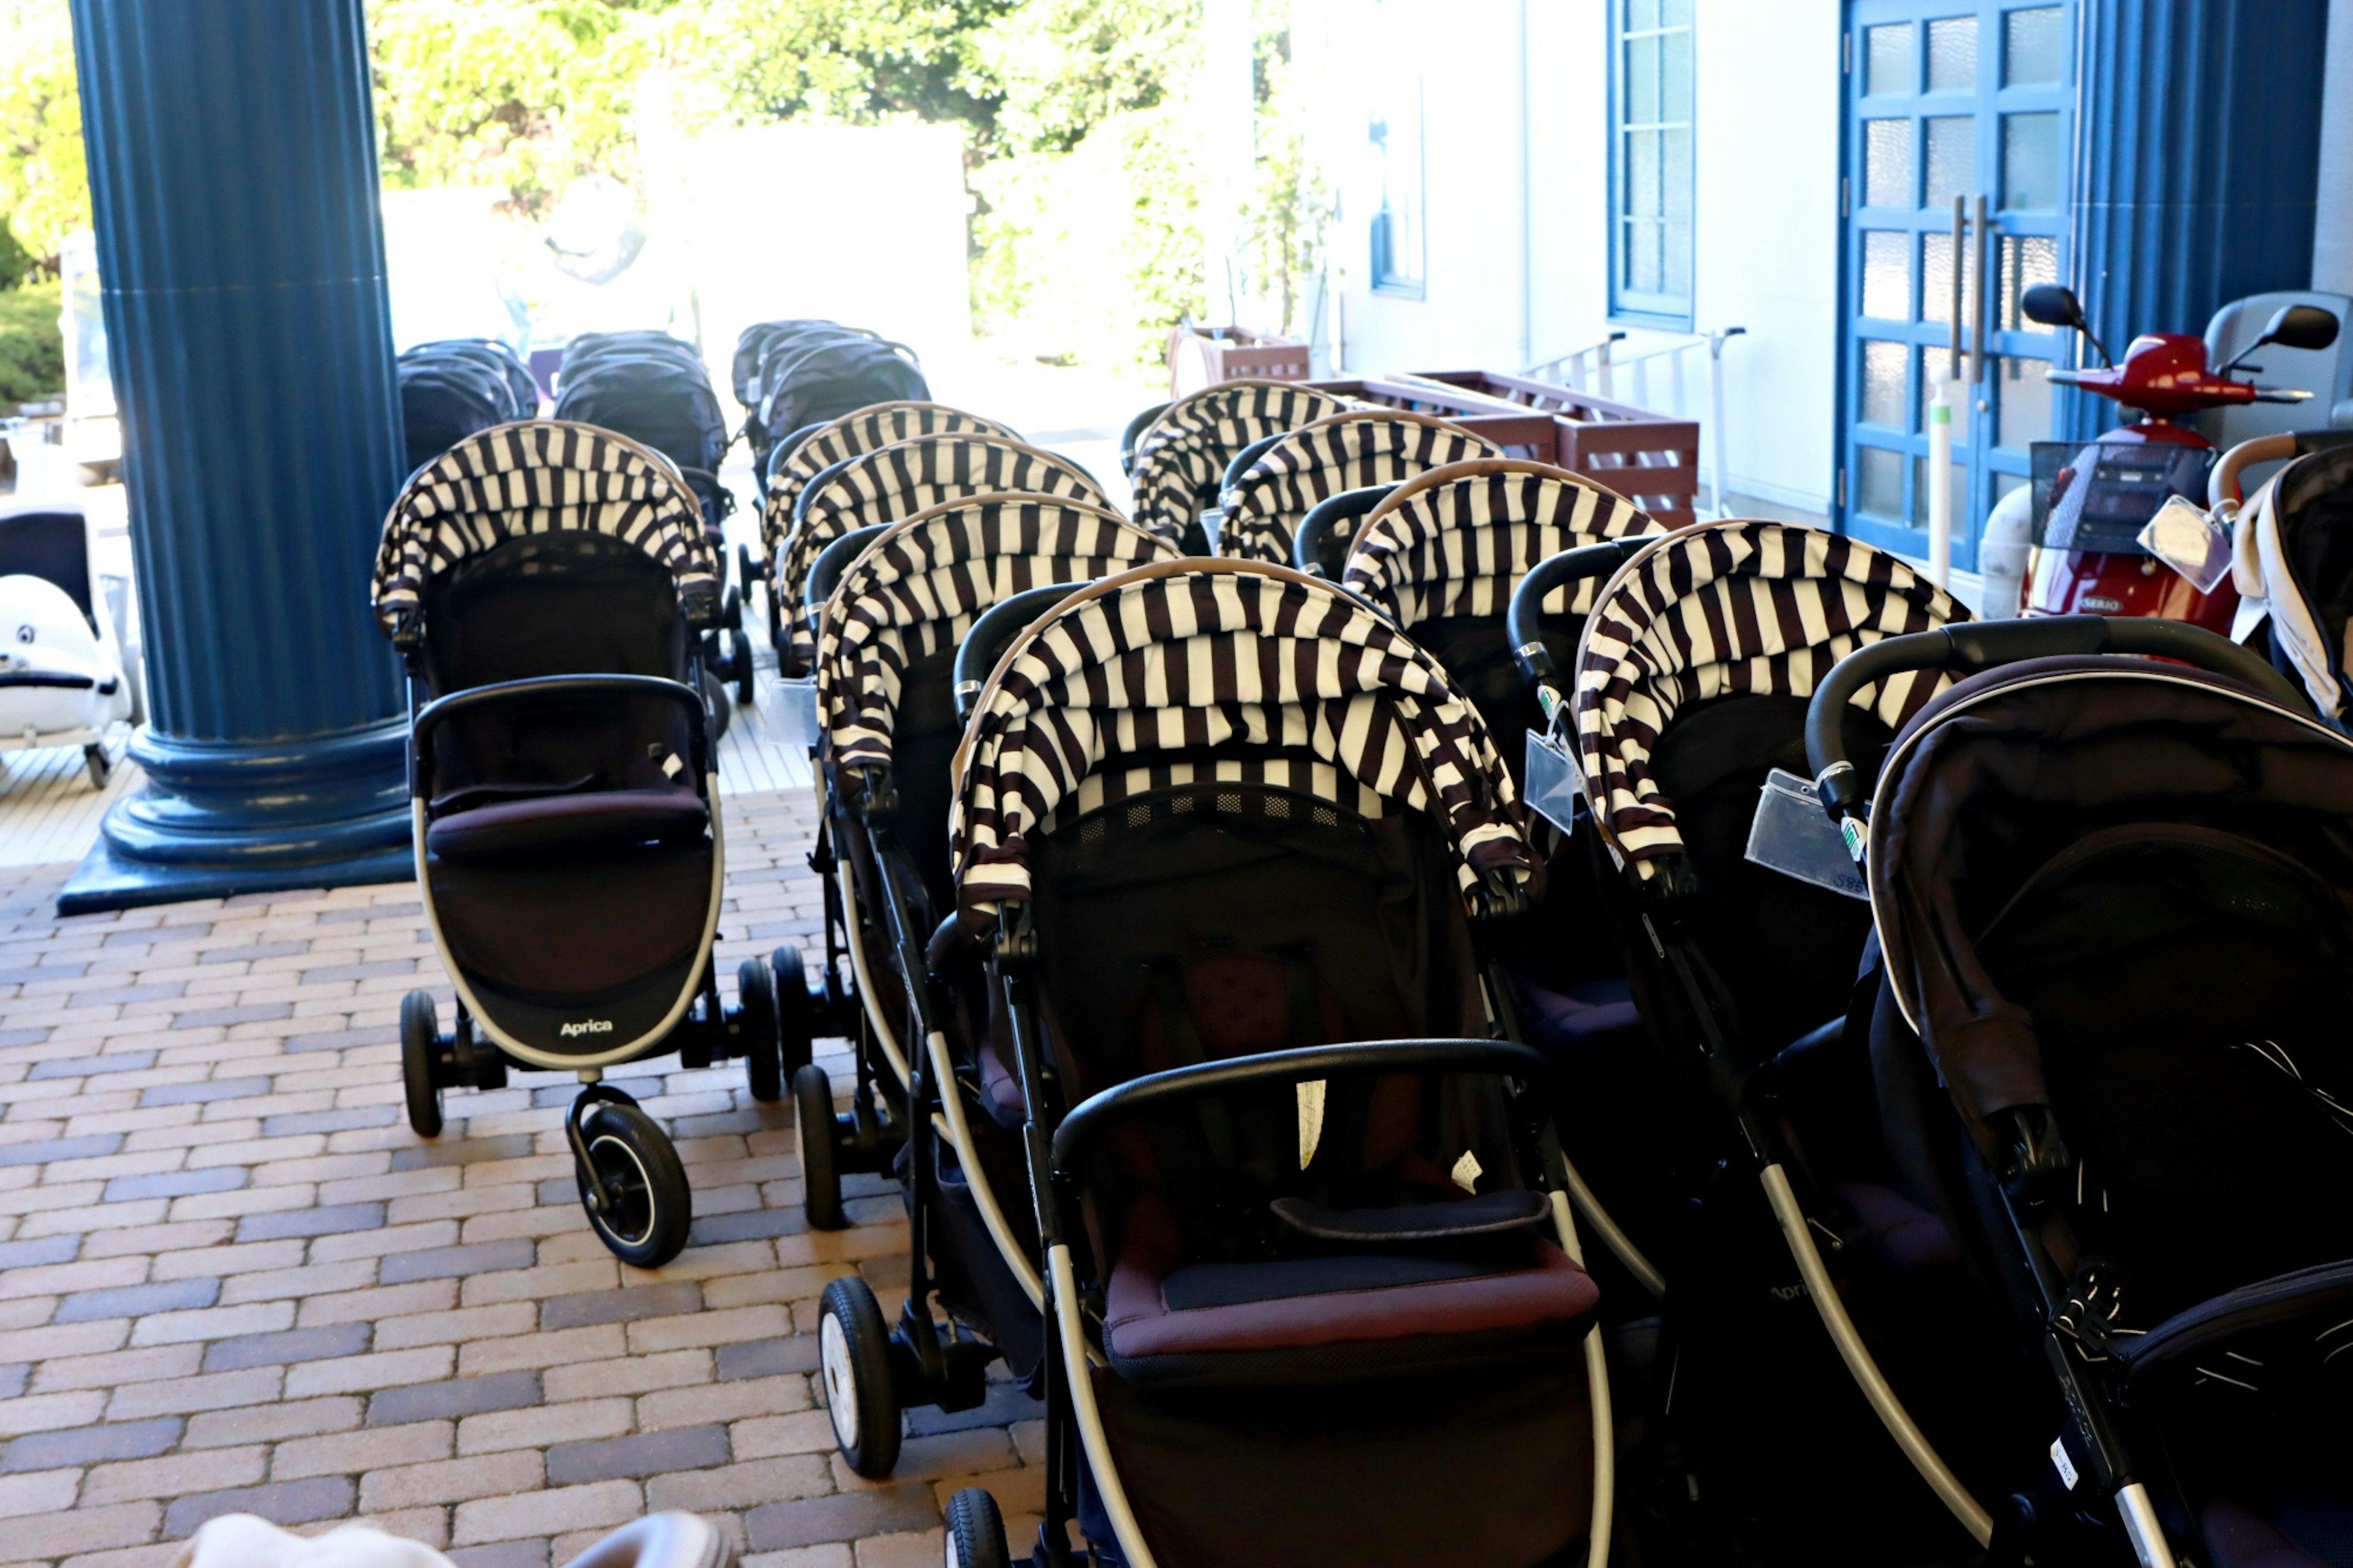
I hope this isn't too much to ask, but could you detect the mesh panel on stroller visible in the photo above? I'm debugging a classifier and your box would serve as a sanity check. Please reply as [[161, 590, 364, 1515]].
[[942, 559, 1615, 1568], [1127, 381, 1357, 550], [1213, 411, 1501, 566], [774, 434, 1112, 676]]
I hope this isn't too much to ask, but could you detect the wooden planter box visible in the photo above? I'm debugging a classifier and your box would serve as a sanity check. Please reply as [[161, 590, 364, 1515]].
[[1167, 326, 1311, 397], [1401, 369, 1701, 528], [1305, 376, 1560, 460]]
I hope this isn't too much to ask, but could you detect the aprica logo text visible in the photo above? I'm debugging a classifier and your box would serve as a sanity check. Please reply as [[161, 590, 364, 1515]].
[[559, 1019, 615, 1038]]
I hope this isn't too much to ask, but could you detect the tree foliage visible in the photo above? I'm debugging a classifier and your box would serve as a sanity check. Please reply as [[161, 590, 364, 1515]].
[[0, 281, 66, 406], [0, 0, 88, 273]]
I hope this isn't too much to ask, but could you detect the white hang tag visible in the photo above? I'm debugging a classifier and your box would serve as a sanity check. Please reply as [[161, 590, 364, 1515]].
[[2139, 495, 2233, 594], [660, 752, 684, 779], [1523, 729, 1583, 836], [2049, 1435, 2080, 1491], [1450, 1149, 1483, 1194], [1295, 1079, 1325, 1170]]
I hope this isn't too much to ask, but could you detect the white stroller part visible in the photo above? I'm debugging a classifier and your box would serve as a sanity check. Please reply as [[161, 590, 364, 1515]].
[[0, 572, 133, 787]]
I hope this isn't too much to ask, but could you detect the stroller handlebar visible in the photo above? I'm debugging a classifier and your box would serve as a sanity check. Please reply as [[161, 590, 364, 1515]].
[[1219, 431, 1290, 499], [1049, 1037, 1548, 1177], [1291, 485, 1396, 578], [952, 584, 1089, 723], [805, 524, 892, 613], [1806, 616, 2306, 823], [1505, 537, 1655, 710]]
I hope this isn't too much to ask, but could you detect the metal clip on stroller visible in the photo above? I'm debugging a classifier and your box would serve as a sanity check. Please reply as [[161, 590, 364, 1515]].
[[1806, 616, 2351, 1568], [792, 496, 1181, 1483], [1208, 409, 1501, 564], [939, 559, 1617, 1568], [751, 403, 1018, 665], [370, 422, 803, 1267], [1125, 380, 1357, 551]]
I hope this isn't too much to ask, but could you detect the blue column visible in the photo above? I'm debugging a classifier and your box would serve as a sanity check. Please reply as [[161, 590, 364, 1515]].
[[2067, 0, 2332, 438], [58, 0, 411, 914]]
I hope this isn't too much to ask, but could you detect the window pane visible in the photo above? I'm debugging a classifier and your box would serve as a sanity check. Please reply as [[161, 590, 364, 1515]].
[[1914, 453, 1967, 528], [2004, 6, 2065, 86], [1857, 447, 1906, 518], [1627, 36, 1660, 121], [1627, 219, 1662, 292], [1997, 356, 2056, 448], [1659, 0, 1692, 24], [1662, 128, 1692, 219], [1627, 129, 1661, 217], [1661, 28, 1692, 121], [1921, 230, 1980, 335], [2002, 112, 2062, 211], [1997, 235, 2059, 329], [1925, 115, 1976, 207], [1866, 24, 1912, 96], [1864, 119, 1913, 209], [1927, 16, 1978, 92], [1862, 231, 1911, 320], [1627, 0, 1659, 29], [1664, 221, 1692, 295], [1860, 340, 1907, 427], [1919, 346, 1972, 443]]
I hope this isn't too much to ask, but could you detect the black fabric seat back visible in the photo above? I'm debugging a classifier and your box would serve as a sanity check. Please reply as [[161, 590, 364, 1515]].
[[0, 506, 95, 629], [756, 337, 928, 447], [552, 354, 729, 476], [398, 357, 515, 475], [1413, 613, 1577, 785], [2277, 443, 2353, 695]]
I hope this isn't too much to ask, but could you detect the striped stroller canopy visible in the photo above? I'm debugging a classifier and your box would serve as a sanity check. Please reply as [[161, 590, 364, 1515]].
[[759, 401, 1020, 556], [1574, 521, 1967, 876], [1129, 381, 1358, 543], [950, 559, 1537, 925], [1217, 412, 1504, 566], [370, 420, 718, 636], [816, 495, 1183, 776], [1341, 460, 1662, 629], [778, 434, 1113, 672]]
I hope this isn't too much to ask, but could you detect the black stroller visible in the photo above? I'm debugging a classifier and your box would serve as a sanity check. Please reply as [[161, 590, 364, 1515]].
[[772, 433, 1112, 678], [1806, 616, 2353, 1568], [1515, 519, 2012, 1563], [934, 558, 1618, 1568], [396, 339, 537, 475], [2212, 428, 2353, 728], [370, 421, 803, 1268], [791, 494, 1182, 1481], [750, 403, 1019, 662], [1125, 380, 1357, 550], [1210, 409, 1501, 565], [738, 322, 927, 480]]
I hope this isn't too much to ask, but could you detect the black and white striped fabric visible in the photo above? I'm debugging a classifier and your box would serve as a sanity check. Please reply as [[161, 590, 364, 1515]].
[[758, 402, 1019, 558], [1574, 521, 1966, 877], [777, 434, 1113, 672], [816, 496, 1181, 775], [371, 420, 716, 635], [1341, 460, 1662, 629], [1129, 381, 1358, 543], [950, 560, 1537, 923], [1216, 412, 1504, 565]]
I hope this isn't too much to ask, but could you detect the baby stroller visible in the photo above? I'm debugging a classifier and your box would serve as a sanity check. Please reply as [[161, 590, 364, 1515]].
[[1805, 615, 2352, 1568], [731, 319, 852, 410], [369, 421, 801, 1268], [793, 494, 1182, 1479], [396, 339, 538, 475], [1518, 520, 2013, 1563], [1126, 380, 1357, 550], [0, 501, 135, 789], [933, 558, 1617, 1568], [772, 433, 1112, 678], [2211, 428, 2353, 727], [741, 325, 928, 479], [749, 403, 1019, 662], [1211, 410, 1501, 564]]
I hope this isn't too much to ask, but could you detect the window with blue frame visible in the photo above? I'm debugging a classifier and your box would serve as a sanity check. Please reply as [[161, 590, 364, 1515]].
[[1611, 0, 1695, 327], [1369, 75, 1426, 297]]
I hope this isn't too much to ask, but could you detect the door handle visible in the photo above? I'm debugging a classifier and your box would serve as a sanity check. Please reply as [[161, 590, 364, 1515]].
[[1949, 195, 1966, 366], [1970, 194, 1990, 385]]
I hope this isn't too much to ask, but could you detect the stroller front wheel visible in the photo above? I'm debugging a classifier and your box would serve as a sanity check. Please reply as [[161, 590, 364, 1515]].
[[942, 1487, 1009, 1568], [572, 1099, 692, 1268], [794, 1062, 845, 1229], [736, 956, 785, 1104], [400, 991, 444, 1138], [82, 745, 110, 790], [818, 1274, 901, 1478]]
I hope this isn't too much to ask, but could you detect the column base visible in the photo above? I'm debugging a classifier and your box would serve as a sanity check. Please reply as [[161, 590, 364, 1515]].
[[57, 719, 412, 915]]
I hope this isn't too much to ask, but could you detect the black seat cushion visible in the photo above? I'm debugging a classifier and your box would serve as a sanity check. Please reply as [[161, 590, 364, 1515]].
[[426, 786, 708, 863]]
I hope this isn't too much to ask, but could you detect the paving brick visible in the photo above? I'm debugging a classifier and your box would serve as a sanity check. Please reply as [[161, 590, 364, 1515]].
[[0, 1499, 159, 1559], [235, 1200, 386, 1242], [454, 1395, 632, 1458], [541, 1349, 710, 1404], [718, 1335, 822, 1381], [0, 1389, 107, 1437], [455, 1479, 646, 1548], [28, 1051, 155, 1080], [284, 1344, 452, 1399], [446, 1543, 548, 1568], [169, 1004, 292, 1031], [295, 1279, 458, 1328], [689, 1206, 809, 1244], [56, 1278, 221, 1324], [164, 1474, 354, 1536], [646, 1452, 832, 1513], [183, 1396, 362, 1450], [638, 1372, 809, 1432], [137, 1075, 272, 1107], [732, 1409, 841, 1462], [538, 1279, 702, 1331], [81, 1441, 268, 1506], [267, 1417, 450, 1480], [366, 1370, 540, 1427], [358, 1444, 542, 1513], [129, 1300, 295, 1347], [0, 1134, 123, 1168], [201, 1320, 373, 1373], [545, 1423, 729, 1486], [455, 1322, 622, 1378], [260, 1106, 398, 1137], [377, 1238, 535, 1286], [1, 1415, 182, 1471], [0, 1235, 79, 1268], [99, 1166, 246, 1203], [748, 1485, 942, 1552], [104, 1365, 283, 1420], [387, 1134, 536, 1172], [0, 1466, 86, 1522]]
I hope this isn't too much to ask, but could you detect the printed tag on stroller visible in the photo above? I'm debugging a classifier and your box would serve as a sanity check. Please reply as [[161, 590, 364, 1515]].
[[1746, 769, 1868, 900], [776, 677, 822, 749], [1524, 729, 1583, 836], [2048, 1436, 2079, 1491], [2138, 496, 2233, 594]]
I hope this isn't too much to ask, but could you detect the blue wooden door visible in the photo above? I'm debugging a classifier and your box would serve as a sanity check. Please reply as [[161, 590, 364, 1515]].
[[1838, 1, 2074, 574]]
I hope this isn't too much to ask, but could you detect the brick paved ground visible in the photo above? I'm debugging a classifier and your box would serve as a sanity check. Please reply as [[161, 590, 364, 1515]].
[[0, 787, 1045, 1567]]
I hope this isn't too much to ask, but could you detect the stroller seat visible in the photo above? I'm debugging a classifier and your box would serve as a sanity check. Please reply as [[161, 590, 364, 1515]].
[[425, 784, 709, 862]]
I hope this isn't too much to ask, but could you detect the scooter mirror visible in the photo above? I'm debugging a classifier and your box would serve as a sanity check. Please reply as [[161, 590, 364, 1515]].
[[2263, 303, 2341, 352], [2020, 283, 2086, 331]]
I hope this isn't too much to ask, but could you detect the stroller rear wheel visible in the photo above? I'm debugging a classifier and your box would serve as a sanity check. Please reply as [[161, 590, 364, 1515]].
[[81, 745, 109, 790], [794, 1062, 845, 1229], [942, 1487, 1009, 1568], [818, 1274, 901, 1478], [735, 956, 786, 1104], [773, 944, 816, 1078], [400, 991, 444, 1138], [572, 1097, 692, 1267]]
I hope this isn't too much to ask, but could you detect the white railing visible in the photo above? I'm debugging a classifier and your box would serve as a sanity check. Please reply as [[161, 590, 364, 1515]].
[[1525, 327, 1747, 518]]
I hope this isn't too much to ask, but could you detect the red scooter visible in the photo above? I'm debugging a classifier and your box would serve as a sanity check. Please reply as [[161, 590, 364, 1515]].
[[2017, 282, 2337, 629]]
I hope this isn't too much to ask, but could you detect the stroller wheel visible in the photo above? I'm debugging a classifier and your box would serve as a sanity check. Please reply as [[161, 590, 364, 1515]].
[[572, 1099, 692, 1268], [736, 955, 785, 1104], [400, 990, 444, 1138], [942, 1487, 1009, 1568], [700, 666, 733, 740], [794, 1062, 845, 1230], [738, 541, 762, 589], [772, 944, 815, 1077], [817, 1274, 901, 1477], [731, 627, 757, 709], [81, 745, 110, 790]]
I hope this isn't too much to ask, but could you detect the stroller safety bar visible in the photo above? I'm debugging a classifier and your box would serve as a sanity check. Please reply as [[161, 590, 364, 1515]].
[[409, 673, 711, 787], [951, 585, 1088, 722], [1290, 485, 1395, 578], [1219, 431, 1290, 498], [1048, 1037, 1546, 1176], [1806, 616, 2306, 823], [1506, 536, 1658, 705]]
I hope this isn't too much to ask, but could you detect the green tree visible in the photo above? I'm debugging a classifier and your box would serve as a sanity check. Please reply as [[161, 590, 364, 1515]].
[[0, 0, 90, 273]]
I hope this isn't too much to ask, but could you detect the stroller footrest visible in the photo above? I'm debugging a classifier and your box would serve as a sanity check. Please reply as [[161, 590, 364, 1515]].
[[1268, 1190, 1547, 1244]]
